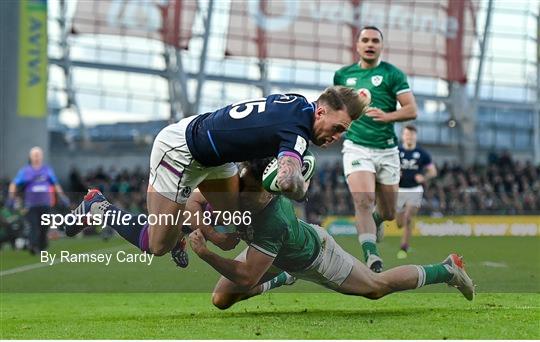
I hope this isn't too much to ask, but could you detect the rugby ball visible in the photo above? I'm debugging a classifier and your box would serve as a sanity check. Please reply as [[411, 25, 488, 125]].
[[262, 150, 316, 193]]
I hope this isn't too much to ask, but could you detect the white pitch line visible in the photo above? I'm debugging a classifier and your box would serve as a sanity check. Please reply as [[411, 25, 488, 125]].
[[481, 261, 509, 268], [0, 245, 127, 277], [0, 262, 51, 276]]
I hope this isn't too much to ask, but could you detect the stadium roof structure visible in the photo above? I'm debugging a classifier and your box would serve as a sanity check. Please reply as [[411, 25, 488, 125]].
[[44, 0, 539, 163]]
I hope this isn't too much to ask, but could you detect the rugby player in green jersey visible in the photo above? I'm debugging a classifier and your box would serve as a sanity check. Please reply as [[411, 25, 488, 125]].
[[187, 159, 474, 310], [334, 26, 418, 272]]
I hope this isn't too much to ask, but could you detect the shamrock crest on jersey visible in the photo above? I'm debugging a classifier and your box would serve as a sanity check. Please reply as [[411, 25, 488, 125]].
[[371, 75, 383, 86]]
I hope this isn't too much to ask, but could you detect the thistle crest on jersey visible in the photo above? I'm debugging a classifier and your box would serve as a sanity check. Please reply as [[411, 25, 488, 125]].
[[371, 75, 383, 86]]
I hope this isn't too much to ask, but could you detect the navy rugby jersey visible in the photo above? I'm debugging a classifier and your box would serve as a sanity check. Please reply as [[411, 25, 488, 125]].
[[185, 94, 314, 166], [399, 145, 432, 188]]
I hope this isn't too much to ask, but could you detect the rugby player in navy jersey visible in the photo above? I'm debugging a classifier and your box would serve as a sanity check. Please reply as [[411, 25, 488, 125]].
[[66, 86, 367, 263], [396, 125, 437, 259]]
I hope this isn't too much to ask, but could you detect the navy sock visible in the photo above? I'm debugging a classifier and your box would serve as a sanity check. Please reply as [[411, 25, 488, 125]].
[[103, 205, 149, 252]]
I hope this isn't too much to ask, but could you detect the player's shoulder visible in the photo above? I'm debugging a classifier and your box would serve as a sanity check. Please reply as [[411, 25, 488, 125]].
[[415, 144, 430, 154], [268, 93, 306, 99], [260, 196, 291, 218], [379, 61, 408, 79], [267, 94, 314, 121], [273, 196, 297, 225], [270, 196, 294, 216], [414, 145, 432, 159], [255, 197, 292, 234], [282, 93, 308, 103], [380, 61, 406, 75], [267, 93, 308, 105]]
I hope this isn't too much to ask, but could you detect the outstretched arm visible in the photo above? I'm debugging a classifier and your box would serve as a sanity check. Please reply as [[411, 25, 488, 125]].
[[185, 190, 239, 251], [189, 229, 274, 289]]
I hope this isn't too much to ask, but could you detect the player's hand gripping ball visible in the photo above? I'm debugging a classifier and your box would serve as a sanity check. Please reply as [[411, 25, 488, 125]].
[[262, 150, 316, 193]]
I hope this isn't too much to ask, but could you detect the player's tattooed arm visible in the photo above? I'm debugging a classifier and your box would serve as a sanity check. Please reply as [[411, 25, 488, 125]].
[[277, 155, 307, 201]]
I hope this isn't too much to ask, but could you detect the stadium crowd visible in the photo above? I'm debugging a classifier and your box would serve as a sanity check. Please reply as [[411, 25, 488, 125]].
[[66, 166, 149, 215], [1, 153, 539, 247], [306, 153, 540, 224]]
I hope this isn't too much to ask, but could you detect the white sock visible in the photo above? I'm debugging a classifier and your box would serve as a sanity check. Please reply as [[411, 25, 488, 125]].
[[260, 281, 271, 293], [358, 233, 377, 244], [414, 265, 426, 288]]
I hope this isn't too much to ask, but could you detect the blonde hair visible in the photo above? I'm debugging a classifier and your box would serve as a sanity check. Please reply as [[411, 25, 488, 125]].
[[316, 86, 366, 120]]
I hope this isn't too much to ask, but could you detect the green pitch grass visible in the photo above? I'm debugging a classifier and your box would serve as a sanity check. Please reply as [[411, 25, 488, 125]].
[[1, 235, 539, 339]]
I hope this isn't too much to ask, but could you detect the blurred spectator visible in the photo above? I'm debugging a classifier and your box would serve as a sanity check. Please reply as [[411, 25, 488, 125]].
[[307, 153, 539, 217], [8, 147, 70, 254], [0, 185, 26, 250]]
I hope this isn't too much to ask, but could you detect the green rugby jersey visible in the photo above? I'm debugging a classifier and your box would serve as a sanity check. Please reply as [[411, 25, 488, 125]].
[[334, 61, 411, 149], [243, 196, 320, 272]]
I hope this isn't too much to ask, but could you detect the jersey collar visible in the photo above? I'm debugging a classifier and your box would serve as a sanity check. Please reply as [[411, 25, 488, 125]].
[[358, 59, 381, 70], [308, 102, 317, 140]]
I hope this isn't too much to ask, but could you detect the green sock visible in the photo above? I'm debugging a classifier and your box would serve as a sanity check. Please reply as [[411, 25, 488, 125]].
[[417, 263, 452, 287], [372, 211, 384, 227], [359, 233, 380, 261], [261, 272, 290, 293]]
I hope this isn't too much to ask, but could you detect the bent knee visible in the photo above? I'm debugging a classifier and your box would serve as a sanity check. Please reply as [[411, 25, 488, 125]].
[[352, 193, 376, 212], [148, 227, 178, 256], [363, 290, 386, 300], [149, 240, 175, 256], [378, 206, 396, 221], [149, 246, 169, 256], [363, 276, 391, 300], [212, 293, 233, 310], [380, 211, 396, 221]]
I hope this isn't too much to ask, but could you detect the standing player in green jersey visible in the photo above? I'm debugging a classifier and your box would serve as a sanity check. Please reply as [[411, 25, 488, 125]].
[[334, 26, 418, 272], [187, 159, 474, 310]]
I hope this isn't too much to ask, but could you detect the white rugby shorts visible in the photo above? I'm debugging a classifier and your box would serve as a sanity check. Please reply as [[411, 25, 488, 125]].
[[291, 225, 355, 289], [396, 185, 424, 210], [149, 116, 238, 204], [342, 140, 400, 185]]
